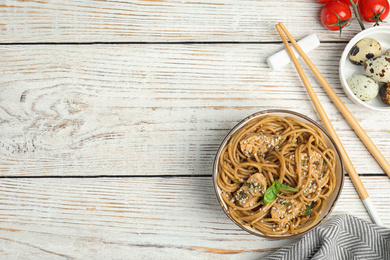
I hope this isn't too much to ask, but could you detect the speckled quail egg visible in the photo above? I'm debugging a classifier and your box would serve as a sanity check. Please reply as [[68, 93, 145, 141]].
[[347, 74, 379, 101], [349, 38, 382, 65], [364, 56, 390, 83], [380, 83, 390, 105], [384, 48, 390, 56]]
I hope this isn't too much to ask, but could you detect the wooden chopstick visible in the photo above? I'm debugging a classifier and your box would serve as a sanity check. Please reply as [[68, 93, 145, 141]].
[[275, 23, 383, 226], [277, 22, 390, 180]]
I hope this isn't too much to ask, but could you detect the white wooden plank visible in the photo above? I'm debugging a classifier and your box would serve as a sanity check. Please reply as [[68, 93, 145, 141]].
[[0, 0, 383, 43], [1, 44, 389, 176], [0, 176, 388, 259]]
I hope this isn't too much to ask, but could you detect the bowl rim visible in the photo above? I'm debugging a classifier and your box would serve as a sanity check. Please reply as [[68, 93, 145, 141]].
[[339, 25, 390, 111], [212, 109, 345, 239]]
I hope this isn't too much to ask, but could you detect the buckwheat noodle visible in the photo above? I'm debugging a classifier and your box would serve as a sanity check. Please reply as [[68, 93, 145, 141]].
[[216, 115, 337, 236]]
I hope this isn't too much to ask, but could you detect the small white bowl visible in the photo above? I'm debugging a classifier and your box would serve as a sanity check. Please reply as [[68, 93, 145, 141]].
[[339, 26, 390, 111]]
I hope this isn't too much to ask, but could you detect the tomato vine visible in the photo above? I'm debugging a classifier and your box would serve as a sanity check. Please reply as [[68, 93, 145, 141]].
[[318, 0, 389, 33]]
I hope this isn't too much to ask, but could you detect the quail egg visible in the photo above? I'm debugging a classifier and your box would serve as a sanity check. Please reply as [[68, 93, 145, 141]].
[[384, 48, 390, 56], [364, 55, 390, 83], [380, 83, 390, 105], [347, 74, 379, 101], [349, 38, 382, 65]]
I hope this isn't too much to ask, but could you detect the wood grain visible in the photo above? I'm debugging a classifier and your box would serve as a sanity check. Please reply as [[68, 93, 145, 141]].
[[0, 0, 384, 43], [1, 44, 389, 176], [0, 176, 388, 259]]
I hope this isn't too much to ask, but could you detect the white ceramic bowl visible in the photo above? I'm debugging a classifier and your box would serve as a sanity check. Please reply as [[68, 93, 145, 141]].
[[339, 26, 390, 111], [212, 109, 344, 239]]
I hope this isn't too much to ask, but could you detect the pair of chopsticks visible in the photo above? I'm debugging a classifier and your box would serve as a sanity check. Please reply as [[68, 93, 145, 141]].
[[276, 22, 386, 226]]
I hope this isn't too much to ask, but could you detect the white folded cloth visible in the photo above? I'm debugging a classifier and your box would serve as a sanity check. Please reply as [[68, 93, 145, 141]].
[[263, 214, 390, 260]]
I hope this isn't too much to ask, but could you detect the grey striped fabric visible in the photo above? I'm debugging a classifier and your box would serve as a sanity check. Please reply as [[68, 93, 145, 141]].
[[263, 214, 390, 260]]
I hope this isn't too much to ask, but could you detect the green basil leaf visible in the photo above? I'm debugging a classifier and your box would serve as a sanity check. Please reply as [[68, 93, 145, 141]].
[[264, 182, 279, 204], [305, 205, 311, 216], [264, 180, 298, 204], [275, 180, 298, 192]]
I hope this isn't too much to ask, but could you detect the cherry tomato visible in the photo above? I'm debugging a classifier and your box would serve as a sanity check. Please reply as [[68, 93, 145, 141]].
[[317, 0, 357, 5], [321, 1, 352, 31], [358, 0, 389, 25]]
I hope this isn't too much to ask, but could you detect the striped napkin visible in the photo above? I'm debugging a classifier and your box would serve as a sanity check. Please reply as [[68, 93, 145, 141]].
[[263, 214, 390, 260]]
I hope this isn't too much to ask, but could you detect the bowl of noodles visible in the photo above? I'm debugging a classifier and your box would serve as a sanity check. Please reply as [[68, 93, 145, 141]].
[[213, 109, 344, 238]]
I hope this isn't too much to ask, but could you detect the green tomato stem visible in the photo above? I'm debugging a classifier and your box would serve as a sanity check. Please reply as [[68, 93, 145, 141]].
[[351, 0, 365, 30]]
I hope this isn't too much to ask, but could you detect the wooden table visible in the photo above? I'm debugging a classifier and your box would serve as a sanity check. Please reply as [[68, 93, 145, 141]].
[[1, 1, 390, 258]]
